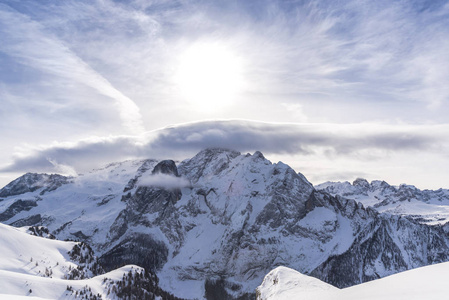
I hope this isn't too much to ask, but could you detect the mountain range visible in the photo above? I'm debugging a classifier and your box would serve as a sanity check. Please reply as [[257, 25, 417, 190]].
[[1, 148, 449, 299]]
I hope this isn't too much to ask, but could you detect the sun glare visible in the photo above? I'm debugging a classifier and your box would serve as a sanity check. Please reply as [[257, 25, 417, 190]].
[[175, 43, 244, 112]]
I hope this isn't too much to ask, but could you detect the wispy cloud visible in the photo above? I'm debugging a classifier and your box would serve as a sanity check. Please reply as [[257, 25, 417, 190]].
[[2, 0, 449, 125], [0, 3, 144, 133]]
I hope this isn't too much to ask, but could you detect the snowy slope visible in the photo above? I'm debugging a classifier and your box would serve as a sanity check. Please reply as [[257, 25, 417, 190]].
[[0, 159, 152, 246], [316, 178, 449, 224], [0, 222, 169, 299], [0, 264, 142, 300], [256, 266, 337, 300], [258, 262, 449, 300], [0, 223, 77, 280], [0, 222, 103, 298]]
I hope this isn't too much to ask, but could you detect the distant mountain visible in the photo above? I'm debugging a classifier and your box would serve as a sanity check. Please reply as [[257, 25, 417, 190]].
[[316, 178, 449, 224], [257, 262, 449, 300], [1, 148, 449, 299]]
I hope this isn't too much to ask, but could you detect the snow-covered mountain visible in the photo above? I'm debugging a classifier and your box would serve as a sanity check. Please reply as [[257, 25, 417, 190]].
[[1, 148, 449, 299], [257, 262, 449, 300], [316, 178, 449, 224]]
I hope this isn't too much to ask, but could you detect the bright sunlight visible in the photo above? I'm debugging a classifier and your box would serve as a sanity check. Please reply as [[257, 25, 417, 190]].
[[175, 42, 244, 112]]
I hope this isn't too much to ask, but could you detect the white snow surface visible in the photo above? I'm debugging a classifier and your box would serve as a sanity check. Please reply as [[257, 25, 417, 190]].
[[258, 263, 449, 300], [0, 222, 143, 299]]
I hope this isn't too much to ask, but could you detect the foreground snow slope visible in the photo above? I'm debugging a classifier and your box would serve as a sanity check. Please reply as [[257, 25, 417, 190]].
[[258, 262, 449, 300], [0, 265, 142, 300], [0, 222, 147, 299], [0, 223, 79, 280]]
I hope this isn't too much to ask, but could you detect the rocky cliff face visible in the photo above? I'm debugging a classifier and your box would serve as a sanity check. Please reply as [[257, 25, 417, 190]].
[[306, 191, 449, 288], [1, 149, 449, 298]]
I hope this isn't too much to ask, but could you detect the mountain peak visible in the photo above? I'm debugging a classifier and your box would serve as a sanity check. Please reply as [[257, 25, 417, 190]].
[[194, 147, 241, 159], [252, 150, 265, 160], [0, 172, 70, 198], [352, 178, 369, 188], [152, 160, 179, 176]]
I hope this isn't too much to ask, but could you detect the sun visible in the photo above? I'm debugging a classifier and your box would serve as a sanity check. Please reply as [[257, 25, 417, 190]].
[[175, 42, 244, 112]]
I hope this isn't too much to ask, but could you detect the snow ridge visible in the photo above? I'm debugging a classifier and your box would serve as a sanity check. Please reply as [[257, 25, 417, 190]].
[[257, 262, 449, 300]]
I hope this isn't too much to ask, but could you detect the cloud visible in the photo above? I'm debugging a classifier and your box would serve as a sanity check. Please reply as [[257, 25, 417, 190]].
[[0, 3, 144, 133], [138, 173, 191, 190], [1, 120, 448, 175], [2, 0, 449, 131], [231, 0, 449, 110], [310, 170, 371, 186], [47, 159, 78, 178], [0, 136, 145, 174], [150, 120, 447, 158]]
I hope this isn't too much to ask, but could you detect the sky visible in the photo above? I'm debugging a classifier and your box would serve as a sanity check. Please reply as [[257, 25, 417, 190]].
[[0, 0, 448, 189]]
